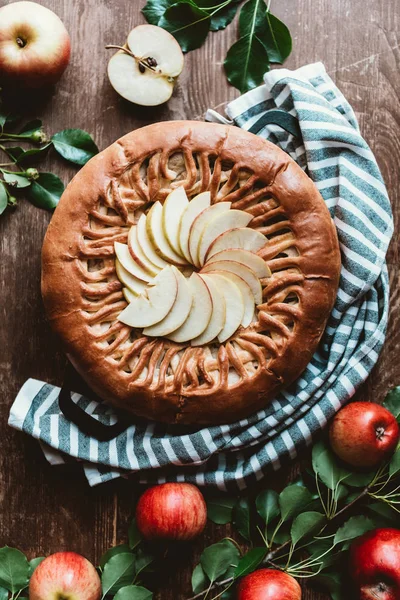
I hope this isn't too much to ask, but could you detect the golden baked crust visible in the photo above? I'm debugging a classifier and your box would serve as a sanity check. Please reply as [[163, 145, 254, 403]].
[[41, 121, 341, 425]]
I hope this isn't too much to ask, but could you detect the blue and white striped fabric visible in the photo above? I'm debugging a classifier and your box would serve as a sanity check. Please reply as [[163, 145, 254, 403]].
[[9, 63, 393, 487]]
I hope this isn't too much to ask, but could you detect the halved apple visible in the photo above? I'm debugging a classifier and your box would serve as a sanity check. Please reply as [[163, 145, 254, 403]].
[[210, 270, 255, 328], [179, 191, 211, 262], [198, 210, 253, 266], [115, 259, 148, 296], [202, 259, 262, 304], [188, 202, 231, 268], [143, 267, 193, 337], [207, 248, 271, 278], [208, 273, 245, 343], [118, 266, 178, 327], [128, 226, 160, 276], [146, 201, 187, 266], [206, 227, 267, 260], [191, 274, 226, 346], [107, 25, 184, 107], [136, 213, 169, 269], [167, 272, 212, 343], [114, 242, 153, 282], [162, 187, 189, 255]]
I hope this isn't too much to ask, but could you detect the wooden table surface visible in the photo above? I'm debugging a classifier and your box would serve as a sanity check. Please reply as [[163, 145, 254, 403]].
[[0, 0, 399, 598]]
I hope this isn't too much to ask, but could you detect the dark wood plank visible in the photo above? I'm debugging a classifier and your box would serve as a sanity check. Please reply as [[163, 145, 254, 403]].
[[0, 1, 399, 599]]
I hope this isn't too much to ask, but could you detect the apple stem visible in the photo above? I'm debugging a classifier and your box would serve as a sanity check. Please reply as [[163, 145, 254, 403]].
[[105, 45, 162, 75]]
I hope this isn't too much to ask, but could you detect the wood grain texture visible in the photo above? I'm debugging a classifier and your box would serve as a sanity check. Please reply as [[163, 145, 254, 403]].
[[0, 0, 399, 599]]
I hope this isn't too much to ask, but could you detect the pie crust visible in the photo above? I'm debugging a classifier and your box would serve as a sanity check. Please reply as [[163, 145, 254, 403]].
[[41, 121, 341, 425]]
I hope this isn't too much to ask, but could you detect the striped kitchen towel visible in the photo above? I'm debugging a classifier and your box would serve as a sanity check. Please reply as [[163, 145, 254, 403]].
[[9, 62, 393, 487]]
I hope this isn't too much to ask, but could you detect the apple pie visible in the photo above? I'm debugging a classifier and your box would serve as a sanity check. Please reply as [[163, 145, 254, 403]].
[[41, 121, 341, 425]]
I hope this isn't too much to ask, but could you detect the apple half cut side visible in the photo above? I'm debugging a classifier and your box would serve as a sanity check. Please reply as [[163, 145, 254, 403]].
[[188, 202, 231, 268], [198, 209, 253, 266], [201, 259, 263, 304], [206, 227, 267, 260], [209, 274, 245, 343], [115, 259, 148, 296], [146, 202, 188, 266], [207, 248, 271, 278], [107, 25, 184, 107], [118, 266, 178, 328], [210, 270, 255, 328], [128, 226, 160, 276], [136, 213, 169, 269], [162, 187, 189, 255], [167, 272, 213, 343], [115, 242, 154, 283], [179, 191, 211, 262], [191, 274, 226, 346], [143, 267, 193, 337]]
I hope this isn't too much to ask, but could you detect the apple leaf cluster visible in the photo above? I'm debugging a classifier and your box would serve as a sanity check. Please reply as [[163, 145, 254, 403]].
[[0, 547, 44, 599], [0, 103, 99, 217], [189, 386, 400, 600], [142, 0, 292, 92]]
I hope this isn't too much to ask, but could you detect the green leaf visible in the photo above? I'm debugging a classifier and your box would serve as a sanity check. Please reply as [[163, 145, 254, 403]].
[[200, 539, 240, 584], [142, 0, 176, 24], [99, 545, 131, 569], [191, 564, 208, 594], [290, 511, 325, 546], [29, 558, 45, 576], [0, 113, 7, 129], [0, 183, 7, 215], [5, 147, 24, 161], [261, 12, 292, 63], [28, 173, 64, 210], [279, 485, 313, 521], [334, 516, 375, 546], [367, 502, 399, 525], [312, 441, 350, 491], [2, 171, 31, 188], [158, 3, 211, 52], [51, 129, 98, 165], [314, 572, 343, 599], [128, 519, 141, 550], [383, 387, 400, 418], [233, 498, 251, 541], [224, 34, 270, 93], [114, 585, 152, 600], [195, 0, 241, 31], [0, 587, 7, 600], [0, 547, 30, 593], [207, 495, 236, 524], [344, 470, 376, 488], [234, 548, 266, 579], [256, 489, 280, 524], [17, 144, 52, 163], [389, 446, 400, 478], [101, 553, 136, 596], [134, 549, 154, 579], [19, 119, 42, 136]]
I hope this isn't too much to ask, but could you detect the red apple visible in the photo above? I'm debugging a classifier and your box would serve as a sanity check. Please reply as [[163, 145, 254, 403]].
[[29, 552, 101, 600], [237, 569, 302, 600], [136, 482, 207, 541], [329, 401, 399, 468], [0, 1, 71, 87], [350, 528, 400, 600]]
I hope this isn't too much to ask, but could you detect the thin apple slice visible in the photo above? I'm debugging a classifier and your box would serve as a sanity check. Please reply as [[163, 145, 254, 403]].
[[118, 266, 178, 327], [115, 259, 148, 296], [198, 210, 253, 266], [210, 270, 255, 327], [146, 202, 187, 266], [143, 267, 193, 337], [207, 248, 271, 278], [128, 226, 160, 276], [179, 191, 211, 262], [202, 260, 263, 304], [191, 274, 226, 346], [188, 202, 231, 268], [162, 187, 189, 255], [137, 213, 169, 269], [206, 227, 267, 259], [123, 287, 137, 303], [115, 242, 153, 282], [207, 273, 244, 343], [167, 272, 212, 343]]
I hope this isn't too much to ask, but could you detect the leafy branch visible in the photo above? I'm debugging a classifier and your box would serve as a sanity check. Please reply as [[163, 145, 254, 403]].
[[142, 0, 292, 92]]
